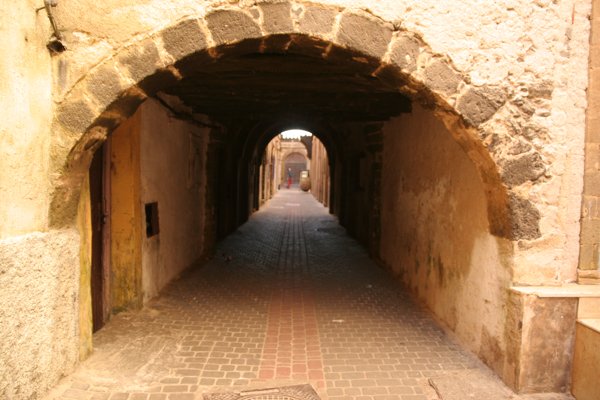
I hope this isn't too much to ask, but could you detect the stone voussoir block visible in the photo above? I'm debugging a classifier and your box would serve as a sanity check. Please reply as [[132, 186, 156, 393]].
[[56, 97, 98, 135], [297, 4, 339, 36], [260, 1, 294, 34], [117, 39, 162, 83], [336, 11, 394, 60], [456, 85, 507, 126], [161, 18, 208, 60], [206, 9, 262, 46], [422, 57, 462, 98], [500, 151, 545, 187], [85, 62, 127, 110], [508, 192, 541, 240], [388, 32, 423, 73]]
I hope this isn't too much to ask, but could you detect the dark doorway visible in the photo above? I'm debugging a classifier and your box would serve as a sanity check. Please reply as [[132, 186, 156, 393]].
[[89, 141, 110, 332]]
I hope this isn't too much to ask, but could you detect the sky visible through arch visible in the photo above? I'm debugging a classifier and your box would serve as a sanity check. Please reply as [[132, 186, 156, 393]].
[[280, 129, 313, 139]]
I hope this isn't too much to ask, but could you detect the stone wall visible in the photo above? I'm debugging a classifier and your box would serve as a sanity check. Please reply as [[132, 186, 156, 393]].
[[380, 104, 514, 384], [580, 0, 600, 283]]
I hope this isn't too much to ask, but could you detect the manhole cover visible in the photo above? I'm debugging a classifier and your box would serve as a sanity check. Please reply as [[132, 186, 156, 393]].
[[204, 384, 321, 400]]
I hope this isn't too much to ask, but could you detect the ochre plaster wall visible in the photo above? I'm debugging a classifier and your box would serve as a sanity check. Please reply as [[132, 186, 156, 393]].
[[0, 1, 52, 238], [139, 99, 209, 301], [0, 2, 83, 398], [380, 104, 513, 382]]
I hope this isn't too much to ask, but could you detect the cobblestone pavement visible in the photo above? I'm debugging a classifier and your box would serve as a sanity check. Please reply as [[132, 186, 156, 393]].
[[45, 189, 573, 400]]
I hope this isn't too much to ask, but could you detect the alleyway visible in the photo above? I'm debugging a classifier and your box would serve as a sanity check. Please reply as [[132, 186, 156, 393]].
[[45, 190, 567, 400]]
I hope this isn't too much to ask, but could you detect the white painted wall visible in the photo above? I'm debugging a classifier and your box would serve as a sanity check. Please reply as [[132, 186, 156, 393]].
[[139, 99, 209, 302]]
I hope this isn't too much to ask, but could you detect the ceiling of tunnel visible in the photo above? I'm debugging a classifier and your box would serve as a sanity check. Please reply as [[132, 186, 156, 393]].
[[163, 52, 412, 124]]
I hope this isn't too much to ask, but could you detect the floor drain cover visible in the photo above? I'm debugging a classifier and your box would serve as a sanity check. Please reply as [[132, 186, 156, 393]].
[[204, 384, 321, 400]]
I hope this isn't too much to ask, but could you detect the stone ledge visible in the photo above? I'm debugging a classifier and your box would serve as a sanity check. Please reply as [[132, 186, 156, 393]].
[[510, 284, 600, 298], [578, 318, 600, 333]]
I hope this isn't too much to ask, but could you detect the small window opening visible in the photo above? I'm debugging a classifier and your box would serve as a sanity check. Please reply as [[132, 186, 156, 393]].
[[145, 202, 159, 237]]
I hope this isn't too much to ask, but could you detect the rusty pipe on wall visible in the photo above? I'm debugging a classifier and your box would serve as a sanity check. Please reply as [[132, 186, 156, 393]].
[[41, 0, 66, 53]]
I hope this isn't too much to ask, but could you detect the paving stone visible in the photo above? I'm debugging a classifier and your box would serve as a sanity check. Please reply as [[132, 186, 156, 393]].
[[44, 189, 555, 400]]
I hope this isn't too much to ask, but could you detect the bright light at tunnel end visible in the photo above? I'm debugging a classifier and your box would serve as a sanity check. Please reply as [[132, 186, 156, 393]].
[[280, 129, 313, 139]]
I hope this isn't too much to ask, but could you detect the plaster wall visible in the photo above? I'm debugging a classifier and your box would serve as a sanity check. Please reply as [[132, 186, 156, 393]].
[[380, 105, 513, 382], [0, 3, 82, 398], [0, 0, 53, 238], [139, 99, 209, 302], [0, 229, 80, 398]]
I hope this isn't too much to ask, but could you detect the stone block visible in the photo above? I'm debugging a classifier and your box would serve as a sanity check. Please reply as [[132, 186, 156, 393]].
[[56, 98, 97, 134], [578, 298, 600, 318], [507, 193, 541, 240], [161, 19, 208, 60], [298, 5, 338, 36], [206, 10, 262, 45], [518, 296, 577, 393], [456, 86, 506, 126], [423, 58, 461, 97], [572, 321, 600, 400], [578, 243, 599, 271], [260, 2, 293, 34], [336, 12, 393, 59], [86, 64, 125, 109], [583, 171, 600, 197], [580, 218, 600, 245], [500, 152, 545, 186], [389, 33, 422, 73], [118, 40, 162, 83]]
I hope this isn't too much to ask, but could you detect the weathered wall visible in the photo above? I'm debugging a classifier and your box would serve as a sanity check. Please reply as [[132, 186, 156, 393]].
[[380, 104, 513, 383], [139, 99, 209, 301], [0, 1, 53, 239], [579, 0, 600, 283], [0, 229, 80, 398], [0, 2, 83, 398]]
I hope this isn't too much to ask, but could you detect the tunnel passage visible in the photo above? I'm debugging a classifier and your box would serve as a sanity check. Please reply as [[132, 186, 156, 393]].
[[46, 4, 543, 393]]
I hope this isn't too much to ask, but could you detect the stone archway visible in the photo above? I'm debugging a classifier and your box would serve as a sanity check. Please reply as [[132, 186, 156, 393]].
[[48, 2, 545, 242], [42, 1, 557, 394]]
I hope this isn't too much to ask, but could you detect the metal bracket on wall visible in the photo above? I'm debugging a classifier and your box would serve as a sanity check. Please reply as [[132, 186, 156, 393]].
[[37, 0, 66, 53]]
